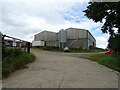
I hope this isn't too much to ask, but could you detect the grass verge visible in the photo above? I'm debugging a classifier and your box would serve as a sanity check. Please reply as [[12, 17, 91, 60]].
[[70, 48, 106, 53], [2, 48, 36, 78], [88, 54, 120, 72], [32, 46, 106, 53]]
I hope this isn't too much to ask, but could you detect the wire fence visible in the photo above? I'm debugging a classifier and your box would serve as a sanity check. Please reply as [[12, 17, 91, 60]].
[[0, 32, 31, 60]]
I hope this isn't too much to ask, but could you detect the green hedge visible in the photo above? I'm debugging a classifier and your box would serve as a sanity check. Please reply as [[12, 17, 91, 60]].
[[2, 48, 36, 78]]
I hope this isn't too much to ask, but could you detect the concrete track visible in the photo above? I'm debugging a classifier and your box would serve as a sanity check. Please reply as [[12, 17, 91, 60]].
[[3, 49, 119, 88]]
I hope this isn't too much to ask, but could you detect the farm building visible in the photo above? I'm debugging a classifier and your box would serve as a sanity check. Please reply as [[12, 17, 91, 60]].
[[33, 28, 96, 49], [34, 31, 58, 47]]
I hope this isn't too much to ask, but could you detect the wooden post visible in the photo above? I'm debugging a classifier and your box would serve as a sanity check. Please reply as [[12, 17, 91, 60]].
[[2, 35, 6, 60], [0, 32, 2, 85], [27, 42, 30, 53], [0, 33, 1, 60]]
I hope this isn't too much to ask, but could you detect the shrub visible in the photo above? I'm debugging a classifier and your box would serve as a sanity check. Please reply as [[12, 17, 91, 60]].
[[2, 48, 36, 78]]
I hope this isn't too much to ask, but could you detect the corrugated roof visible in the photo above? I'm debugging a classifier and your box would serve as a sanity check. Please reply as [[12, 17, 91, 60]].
[[35, 30, 56, 35]]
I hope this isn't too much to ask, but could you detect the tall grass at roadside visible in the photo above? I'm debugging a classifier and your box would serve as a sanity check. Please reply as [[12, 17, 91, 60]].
[[89, 54, 120, 72], [0, 61, 2, 80], [2, 48, 36, 78]]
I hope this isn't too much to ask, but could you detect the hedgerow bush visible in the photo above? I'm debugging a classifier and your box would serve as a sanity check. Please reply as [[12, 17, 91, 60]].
[[2, 47, 36, 78]]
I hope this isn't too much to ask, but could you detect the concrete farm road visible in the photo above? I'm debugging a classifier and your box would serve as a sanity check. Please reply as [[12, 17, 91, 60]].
[[3, 49, 119, 88]]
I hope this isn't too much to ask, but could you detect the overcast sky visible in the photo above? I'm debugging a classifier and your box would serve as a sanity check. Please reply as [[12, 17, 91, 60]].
[[0, 0, 109, 49]]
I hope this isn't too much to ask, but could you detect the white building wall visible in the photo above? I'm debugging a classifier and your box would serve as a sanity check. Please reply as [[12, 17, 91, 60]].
[[32, 41, 45, 46]]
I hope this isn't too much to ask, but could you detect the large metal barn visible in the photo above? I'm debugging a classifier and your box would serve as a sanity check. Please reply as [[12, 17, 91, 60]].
[[33, 28, 96, 49]]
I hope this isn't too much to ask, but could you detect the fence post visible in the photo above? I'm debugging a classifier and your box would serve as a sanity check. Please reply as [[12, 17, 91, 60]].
[[27, 42, 30, 53], [0, 32, 2, 61], [0, 32, 2, 88]]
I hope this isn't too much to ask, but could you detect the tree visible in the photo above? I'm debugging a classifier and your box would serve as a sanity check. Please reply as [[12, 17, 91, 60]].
[[83, 2, 120, 53], [108, 34, 120, 53]]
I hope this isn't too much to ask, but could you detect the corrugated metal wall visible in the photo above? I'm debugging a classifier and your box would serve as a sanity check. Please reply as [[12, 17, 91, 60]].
[[44, 31, 57, 41], [65, 28, 88, 49], [34, 28, 96, 49], [34, 31, 57, 41], [34, 31, 57, 47], [88, 31, 96, 49], [58, 29, 67, 43], [67, 39, 88, 49], [66, 28, 87, 39], [58, 29, 67, 49]]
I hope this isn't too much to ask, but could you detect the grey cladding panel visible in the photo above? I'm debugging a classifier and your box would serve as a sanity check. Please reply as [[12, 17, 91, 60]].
[[78, 30, 87, 39], [35, 31, 57, 41], [58, 29, 67, 43], [44, 32, 56, 41], [88, 31, 96, 47], [66, 28, 87, 39], [67, 39, 87, 49]]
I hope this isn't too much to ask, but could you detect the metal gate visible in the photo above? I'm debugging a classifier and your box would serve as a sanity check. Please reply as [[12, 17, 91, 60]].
[[0, 32, 31, 60]]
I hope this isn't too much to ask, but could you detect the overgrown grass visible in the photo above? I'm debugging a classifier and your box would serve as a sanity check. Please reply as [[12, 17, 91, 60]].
[[88, 54, 120, 72], [32, 46, 63, 52], [0, 61, 2, 80], [32, 46, 106, 53], [2, 47, 36, 78], [70, 48, 106, 53]]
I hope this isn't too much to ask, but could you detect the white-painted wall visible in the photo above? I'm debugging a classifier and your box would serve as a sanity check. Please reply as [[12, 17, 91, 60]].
[[32, 41, 45, 46]]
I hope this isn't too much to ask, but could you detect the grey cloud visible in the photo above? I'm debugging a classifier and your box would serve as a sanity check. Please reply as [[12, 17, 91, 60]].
[[1, 1, 107, 48], [1, 2, 66, 26]]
